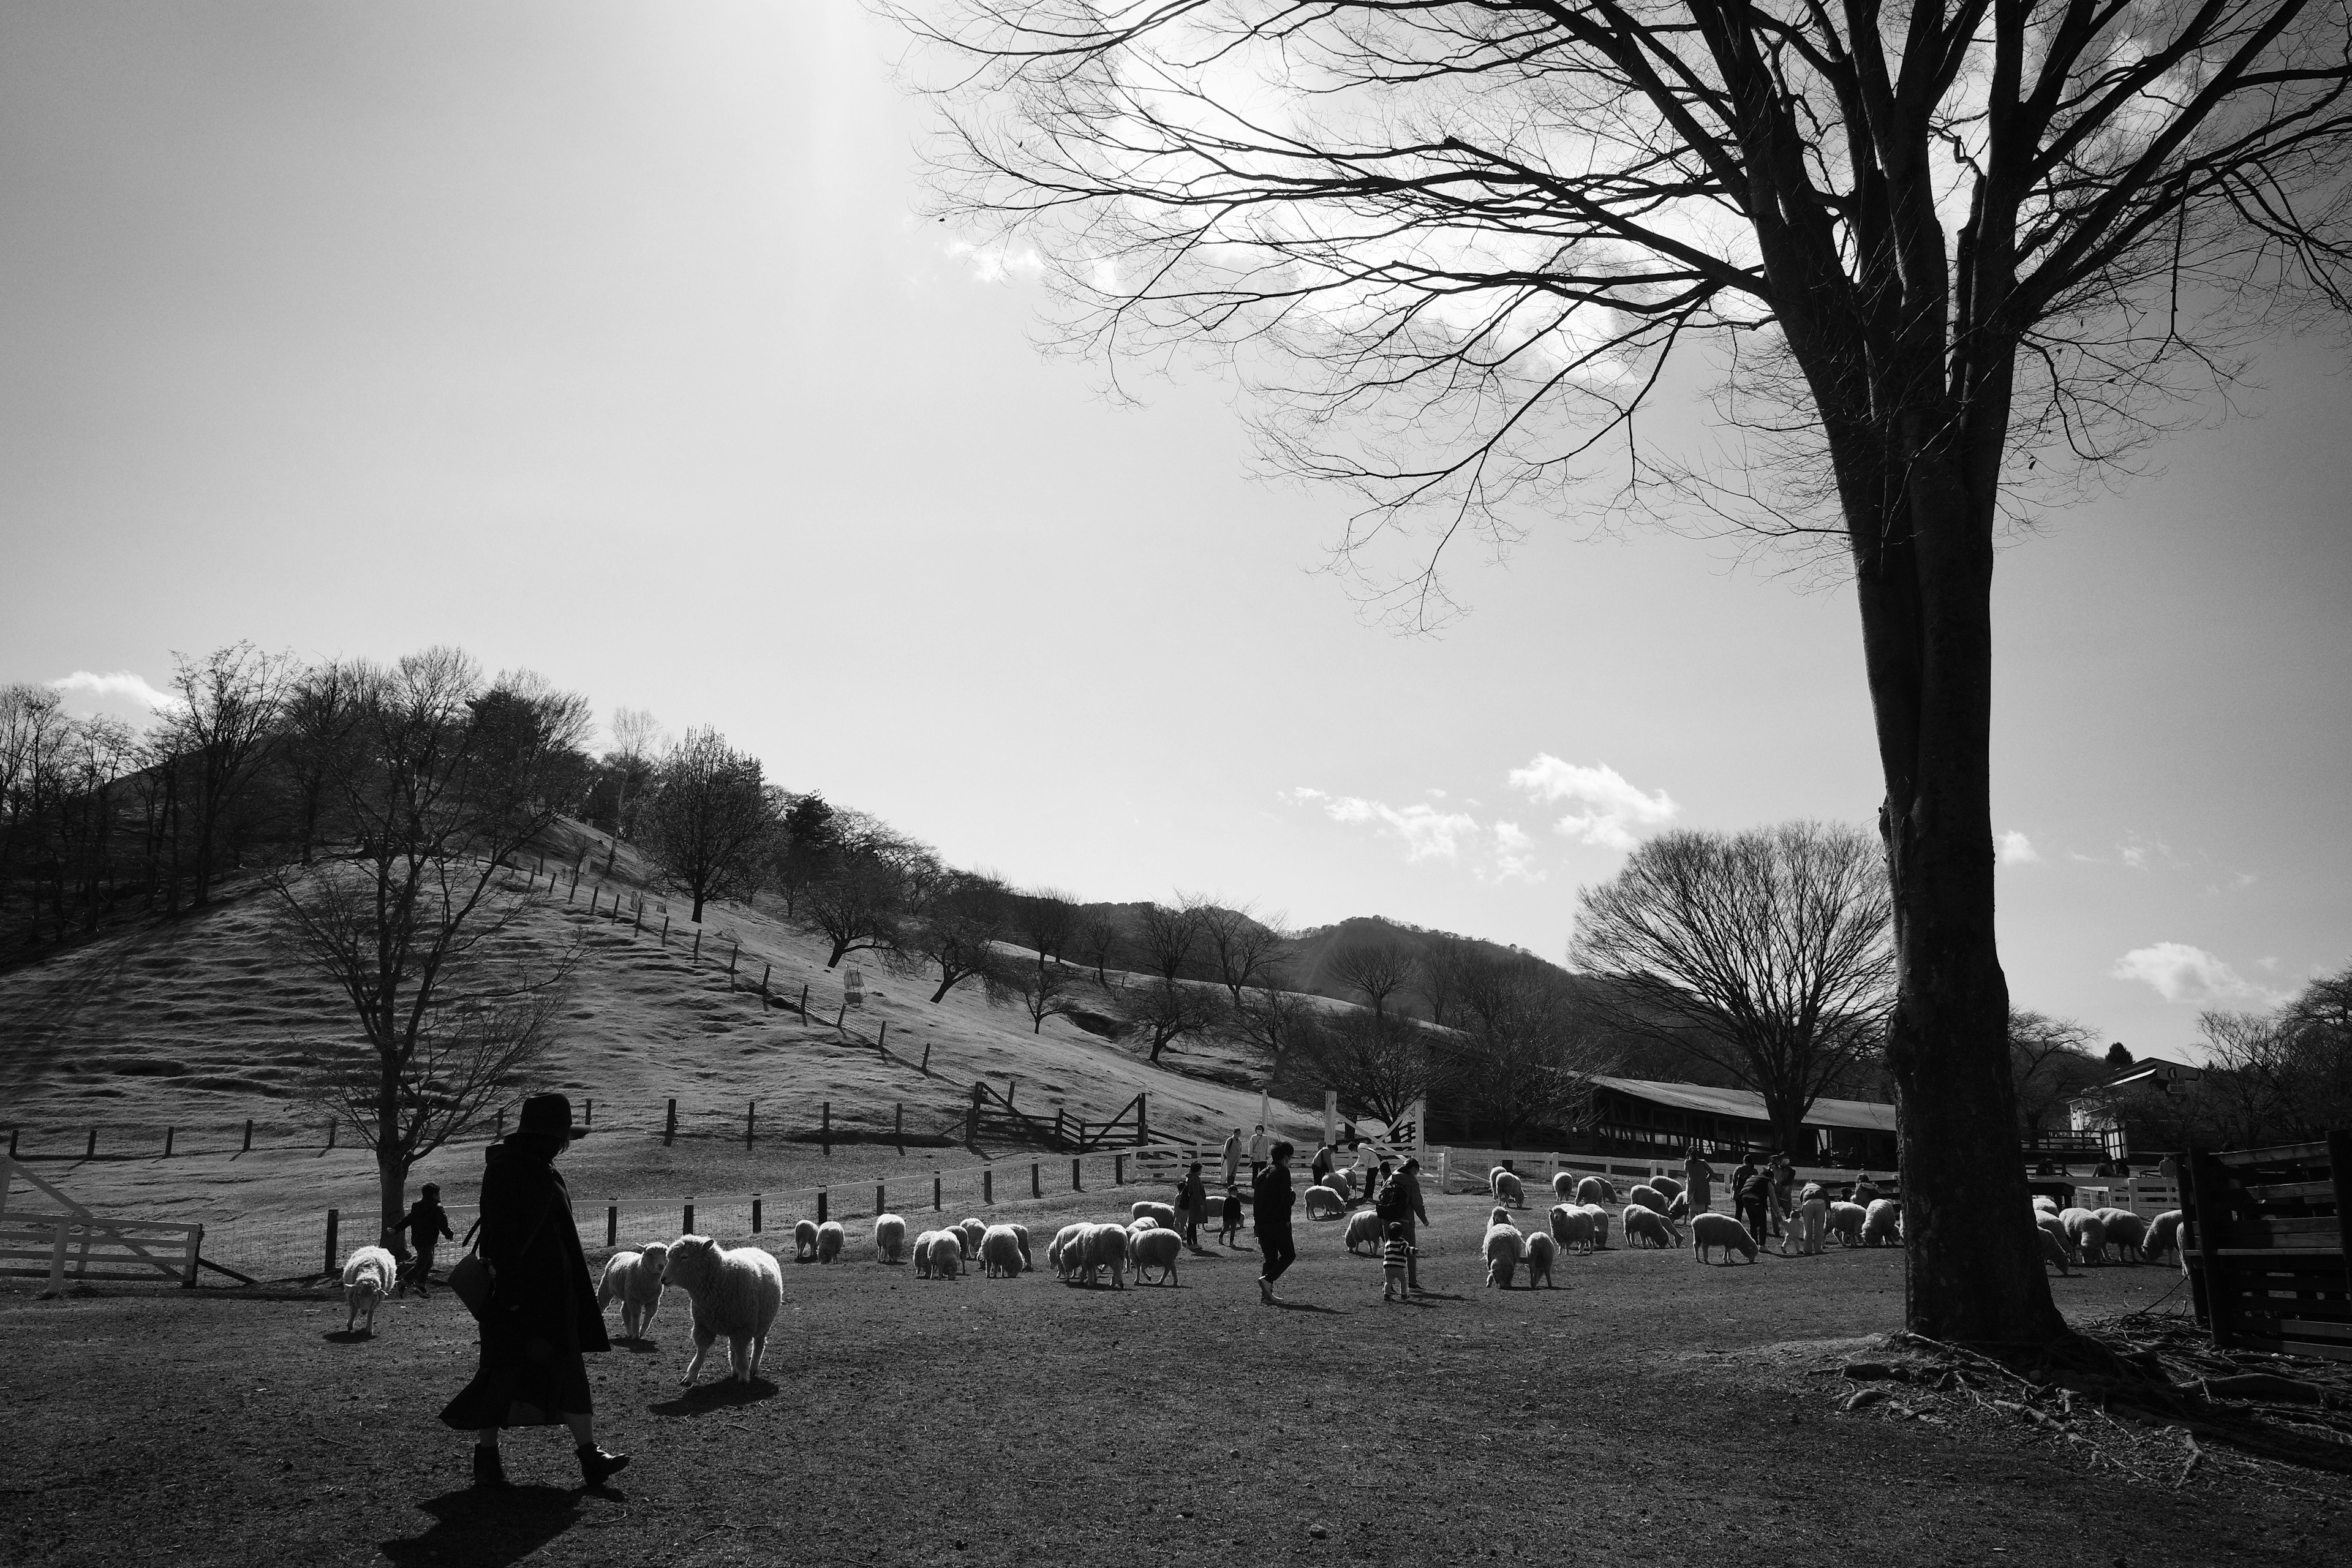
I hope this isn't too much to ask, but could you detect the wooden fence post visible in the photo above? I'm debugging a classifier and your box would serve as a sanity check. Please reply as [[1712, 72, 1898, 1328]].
[[1115, 1153, 1125, 1185], [86, 1128, 96, 1159], [692, 929, 702, 965], [760, 962, 772, 1006], [835, 1001, 847, 1031], [799, 982, 809, 1020], [606, 1205, 618, 1247], [587, 888, 596, 916], [920, 1043, 930, 1076], [982, 1167, 993, 1205], [821, 1101, 831, 1156], [584, 1098, 593, 1126], [878, 1021, 888, 1054], [1072, 1157, 1082, 1193], [745, 1100, 756, 1150], [1136, 1092, 1148, 1147], [816, 1188, 828, 1224], [932, 1174, 942, 1211], [875, 1182, 886, 1215], [661, 915, 670, 946], [164, 1127, 174, 1158], [665, 1099, 677, 1147], [567, 876, 576, 904], [895, 1102, 904, 1156], [243, 1119, 253, 1153], [684, 1201, 695, 1234], [323, 1208, 339, 1278], [729, 944, 739, 983], [184, 1223, 203, 1289], [1030, 1161, 1041, 1199], [326, 1120, 336, 1150], [751, 1196, 763, 1234], [7, 1128, 16, 1158]]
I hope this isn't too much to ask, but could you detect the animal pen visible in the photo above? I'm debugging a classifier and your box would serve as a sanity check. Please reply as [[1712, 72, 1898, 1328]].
[[2183, 1134, 2351, 1363]]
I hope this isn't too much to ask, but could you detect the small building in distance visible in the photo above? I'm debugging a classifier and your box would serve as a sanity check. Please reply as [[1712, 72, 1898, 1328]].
[[1585, 1076, 1899, 1167], [2065, 1056, 2204, 1158]]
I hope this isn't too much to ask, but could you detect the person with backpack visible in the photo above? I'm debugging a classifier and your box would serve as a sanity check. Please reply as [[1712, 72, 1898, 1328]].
[[1250, 1141, 1298, 1304], [1376, 1158, 1430, 1293], [1733, 1159, 1774, 1245]]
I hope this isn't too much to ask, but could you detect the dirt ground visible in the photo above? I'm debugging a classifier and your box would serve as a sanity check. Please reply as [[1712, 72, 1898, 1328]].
[[2, 1188, 2345, 1568]]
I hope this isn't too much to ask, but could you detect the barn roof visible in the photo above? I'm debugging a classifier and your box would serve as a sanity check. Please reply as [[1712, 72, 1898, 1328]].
[[1591, 1076, 1899, 1134]]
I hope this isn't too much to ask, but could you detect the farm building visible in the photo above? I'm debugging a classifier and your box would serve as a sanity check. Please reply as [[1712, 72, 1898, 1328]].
[[2064, 1055, 2204, 1158], [1584, 1076, 1901, 1167]]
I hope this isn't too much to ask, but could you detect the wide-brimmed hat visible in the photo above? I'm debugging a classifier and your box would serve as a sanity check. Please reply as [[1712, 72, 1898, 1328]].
[[516, 1093, 590, 1140]]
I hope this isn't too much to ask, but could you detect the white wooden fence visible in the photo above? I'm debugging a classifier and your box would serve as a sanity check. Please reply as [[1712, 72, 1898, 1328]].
[[0, 1157, 203, 1292]]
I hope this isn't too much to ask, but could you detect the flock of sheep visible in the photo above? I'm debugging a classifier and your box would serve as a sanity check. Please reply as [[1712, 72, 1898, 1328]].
[[2031, 1194, 2183, 1273]]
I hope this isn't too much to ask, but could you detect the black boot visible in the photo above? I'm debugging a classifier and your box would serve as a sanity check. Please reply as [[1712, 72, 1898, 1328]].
[[471, 1444, 508, 1489], [576, 1444, 631, 1489]]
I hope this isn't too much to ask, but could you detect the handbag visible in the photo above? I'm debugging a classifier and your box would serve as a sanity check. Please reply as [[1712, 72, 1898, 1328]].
[[448, 1197, 557, 1322]]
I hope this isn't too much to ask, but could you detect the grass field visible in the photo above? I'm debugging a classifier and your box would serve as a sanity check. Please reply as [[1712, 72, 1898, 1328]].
[[3, 1188, 2344, 1568]]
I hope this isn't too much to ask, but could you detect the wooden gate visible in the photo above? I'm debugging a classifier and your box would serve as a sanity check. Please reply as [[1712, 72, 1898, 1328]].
[[2183, 1135, 2350, 1362], [0, 1157, 203, 1291], [965, 1084, 1158, 1152]]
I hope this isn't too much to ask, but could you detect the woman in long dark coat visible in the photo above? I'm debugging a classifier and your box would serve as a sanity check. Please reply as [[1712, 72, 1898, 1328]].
[[440, 1094, 630, 1490]]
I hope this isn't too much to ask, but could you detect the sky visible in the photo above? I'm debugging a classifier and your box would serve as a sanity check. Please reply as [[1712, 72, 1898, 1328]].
[[3, 1, 2347, 1063]]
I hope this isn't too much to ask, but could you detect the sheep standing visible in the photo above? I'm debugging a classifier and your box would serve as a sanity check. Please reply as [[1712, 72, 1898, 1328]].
[[1549, 1204, 1594, 1254], [875, 1213, 911, 1264], [911, 1231, 944, 1278], [815, 1221, 845, 1263], [1303, 1185, 1347, 1221], [1483, 1219, 1525, 1288], [957, 1218, 987, 1260], [792, 1220, 820, 1262], [1523, 1231, 1559, 1288], [1624, 1207, 1683, 1250], [1131, 1200, 1178, 1231], [2059, 1207, 2108, 1265], [1860, 1199, 1902, 1248], [1826, 1201, 1867, 1247], [660, 1234, 784, 1387], [1344, 1209, 1384, 1255], [1650, 1175, 1684, 1201], [1490, 1168, 1526, 1208], [340, 1245, 396, 1335], [924, 1231, 962, 1280], [2033, 1210, 2075, 1265], [1070, 1223, 1128, 1289], [979, 1224, 1026, 1278], [1009, 1223, 1033, 1270], [1573, 1175, 1618, 1206], [1580, 1204, 1613, 1250], [1551, 1171, 1580, 1203], [2096, 1208, 2148, 1263], [2035, 1223, 2073, 1275], [1047, 1222, 1089, 1279], [2142, 1209, 2184, 1265], [1690, 1212, 1757, 1264], [597, 1240, 671, 1341], [1129, 1226, 1183, 1285], [1624, 1184, 1672, 1217]]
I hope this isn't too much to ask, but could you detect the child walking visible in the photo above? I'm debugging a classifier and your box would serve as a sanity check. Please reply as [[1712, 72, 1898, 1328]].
[[400, 1183, 454, 1297], [1381, 1222, 1415, 1301], [1219, 1185, 1245, 1247]]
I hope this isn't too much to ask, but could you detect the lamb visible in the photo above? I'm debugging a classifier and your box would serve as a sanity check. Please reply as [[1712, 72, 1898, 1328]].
[[1624, 1184, 1672, 1217], [1483, 1219, 1525, 1288], [1581, 1203, 1614, 1250], [1781, 1197, 1828, 1256], [2097, 1208, 2148, 1263], [1344, 1209, 1385, 1255], [339, 1245, 396, 1335], [1490, 1168, 1526, 1208], [1624, 1207, 1683, 1249], [815, 1221, 845, 1263], [660, 1234, 783, 1387], [2142, 1209, 2184, 1265], [1523, 1231, 1559, 1288], [792, 1219, 820, 1262], [957, 1218, 987, 1260], [980, 1224, 1026, 1278], [1574, 1175, 1618, 1206], [875, 1212, 910, 1264], [1826, 1201, 1868, 1248], [1131, 1200, 1178, 1231], [1047, 1222, 1089, 1279], [1690, 1212, 1758, 1264], [1303, 1185, 1347, 1221], [597, 1240, 671, 1341], [2059, 1207, 2108, 1264], [1129, 1225, 1183, 1285], [1861, 1199, 1902, 1248], [1548, 1204, 1595, 1254], [1650, 1175, 1684, 1200]]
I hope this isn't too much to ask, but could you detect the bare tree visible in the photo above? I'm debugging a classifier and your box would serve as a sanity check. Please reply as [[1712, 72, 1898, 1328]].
[[1132, 897, 1207, 984], [1300, 1008, 1439, 1127], [799, 815, 943, 968], [1199, 900, 1292, 1006], [0, 684, 70, 936], [164, 641, 297, 908], [1571, 823, 1894, 1157], [1071, 903, 1126, 985], [1226, 981, 1328, 1085], [1413, 935, 1479, 1030], [2009, 1011, 2105, 1147], [907, 0, 2352, 1344], [637, 727, 774, 922], [1114, 974, 1228, 1065], [1003, 957, 1086, 1034], [895, 869, 1015, 1003], [1454, 951, 1616, 1145], [1011, 886, 1079, 973], [281, 659, 369, 865], [604, 706, 662, 843], [1327, 935, 1417, 1020]]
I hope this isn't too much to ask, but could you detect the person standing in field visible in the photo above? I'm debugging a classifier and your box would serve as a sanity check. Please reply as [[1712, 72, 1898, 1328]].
[[439, 1095, 630, 1490], [1733, 1159, 1774, 1246], [1376, 1158, 1430, 1293], [1380, 1223, 1415, 1302], [1251, 1140, 1298, 1305], [1249, 1124, 1269, 1176], [1310, 1143, 1336, 1191], [400, 1182, 454, 1297], [1219, 1183, 1245, 1247], [1768, 1153, 1795, 1238], [1351, 1139, 1381, 1202], [1174, 1161, 1210, 1250], [1683, 1146, 1718, 1217], [1222, 1128, 1243, 1189]]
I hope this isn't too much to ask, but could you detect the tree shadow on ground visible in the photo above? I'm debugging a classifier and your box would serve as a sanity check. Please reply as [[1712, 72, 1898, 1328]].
[[647, 1378, 780, 1419], [616, 1338, 662, 1354], [377, 1486, 582, 1567]]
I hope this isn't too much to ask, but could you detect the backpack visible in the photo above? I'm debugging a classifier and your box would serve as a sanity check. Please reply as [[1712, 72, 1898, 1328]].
[[1376, 1175, 1412, 1223]]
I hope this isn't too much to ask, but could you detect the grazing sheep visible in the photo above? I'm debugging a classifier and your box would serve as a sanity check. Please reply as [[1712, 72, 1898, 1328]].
[[2031, 1194, 2059, 1215], [340, 1245, 396, 1335], [925, 1231, 962, 1280], [1009, 1223, 1033, 1270], [1551, 1171, 1580, 1202], [1691, 1212, 1758, 1264], [2034, 1210, 2075, 1264], [875, 1213, 910, 1264], [1490, 1168, 1526, 1208], [597, 1240, 671, 1341], [2097, 1208, 2148, 1263], [2142, 1209, 2184, 1265], [2059, 1207, 2108, 1265], [1826, 1201, 1868, 1247], [1304, 1185, 1347, 1221], [1069, 1223, 1129, 1289], [1483, 1219, 1525, 1288], [2035, 1223, 2073, 1275], [815, 1221, 845, 1263], [1524, 1231, 1559, 1288], [1781, 1197, 1829, 1257], [792, 1219, 819, 1262], [1624, 1184, 1672, 1217], [1129, 1216, 1161, 1232], [1047, 1223, 1089, 1279], [660, 1234, 783, 1386], [1344, 1209, 1385, 1254], [1624, 1207, 1683, 1250], [1666, 1196, 1691, 1221], [1650, 1175, 1684, 1201], [1581, 1204, 1614, 1250], [1549, 1204, 1595, 1254], [1861, 1199, 1902, 1248], [1573, 1175, 1618, 1206], [911, 1231, 944, 1278], [957, 1218, 986, 1260], [1129, 1226, 1184, 1285], [1131, 1200, 1178, 1231], [980, 1224, 1026, 1278]]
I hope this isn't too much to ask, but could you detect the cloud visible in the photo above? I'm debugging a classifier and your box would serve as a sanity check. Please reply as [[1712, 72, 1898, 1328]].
[[1504, 755, 1676, 851], [946, 238, 1044, 284], [1490, 821, 1542, 883], [50, 669, 172, 709], [2111, 942, 2288, 1007], [1997, 831, 2041, 865], [1282, 786, 1539, 878]]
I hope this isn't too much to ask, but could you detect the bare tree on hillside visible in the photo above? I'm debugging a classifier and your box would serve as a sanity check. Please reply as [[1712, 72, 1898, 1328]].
[[637, 727, 774, 922], [0, 684, 70, 934], [1011, 887, 1078, 974], [1133, 897, 1206, 984], [1413, 936, 1479, 1030], [1199, 900, 1292, 1006], [1572, 823, 1894, 1159], [51, 715, 139, 937], [1328, 936, 1417, 1020], [1226, 981, 1327, 1085], [767, 791, 839, 919], [799, 818, 944, 968], [1455, 955, 1615, 1147], [604, 706, 662, 843], [907, 0, 2352, 1345], [267, 647, 593, 1253], [282, 659, 369, 865], [164, 641, 297, 908], [1300, 1008, 1439, 1128], [1004, 957, 1085, 1035], [897, 869, 1015, 1003], [1114, 974, 1228, 1065], [1071, 904, 1126, 985], [2008, 1011, 2105, 1148]]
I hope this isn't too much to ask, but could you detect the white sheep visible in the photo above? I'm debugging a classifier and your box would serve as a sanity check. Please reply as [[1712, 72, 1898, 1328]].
[[980, 1224, 1026, 1277], [2097, 1208, 2148, 1262], [340, 1245, 396, 1335], [1523, 1230, 1559, 1288], [925, 1230, 962, 1280], [1581, 1203, 1614, 1250], [1574, 1175, 1618, 1206], [1691, 1212, 1758, 1264], [1548, 1204, 1594, 1254], [958, 1218, 987, 1260], [1826, 1201, 1867, 1247], [1490, 1168, 1525, 1208], [1069, 1223, 1128, 1289], [1303, 1185, 1347, 1221], [2031, 1194, 2059, 1215], [1551, 1171, 1580, 1202], [1624, 1184, 1672, 1217], [1624, 1207, 1683, 1250], [2033, 1210, 2075, 1265], [2035, 1221, 2073, 1275], [596, 1240, 671, 1341], [911, 1230, 943, 1278], [1861, 1199, 1902, 1248], [1129, 1226, 1183, 1285], [1483, 1219, 1525, 1288], [1009, 1223, 1033, 1270], [2059, 1207, 2108, 1264], [1650, 1175, 1684, 1201], [1131, 1200, 1178, 1231], [1344, 1209, 1385, 1255], [792, 1219, 820, 1262], [875, 1213, 911, 1264], [815, 1221, 845, 1263], [660, 1234, 783, 1387], [1047, 1222, 1089, 1279], [2142, 1209, 2184, 1265], [1782, 1197, 1828, 1256]]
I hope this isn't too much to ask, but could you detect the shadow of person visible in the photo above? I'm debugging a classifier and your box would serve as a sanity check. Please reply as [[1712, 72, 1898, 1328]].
[[647, 1378, 779, 1419], [378, 1486, 581, 1567], [619, 1338, 661, 1355], [1271, 1300, 1345, 1314], [322, 1329, 373, 1344]]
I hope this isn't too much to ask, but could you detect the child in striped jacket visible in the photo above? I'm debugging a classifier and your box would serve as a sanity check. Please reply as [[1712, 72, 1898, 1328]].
[[1381, 1222, 1416, 1301]]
